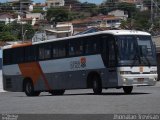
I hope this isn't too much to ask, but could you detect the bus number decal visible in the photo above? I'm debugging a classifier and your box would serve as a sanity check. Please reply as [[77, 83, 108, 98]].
[[70, 57, 86, 70]]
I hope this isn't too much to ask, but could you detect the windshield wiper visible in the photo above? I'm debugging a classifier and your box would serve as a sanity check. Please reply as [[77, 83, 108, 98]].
[[131, 54, 141, 67], [141, 56, 151, 67]]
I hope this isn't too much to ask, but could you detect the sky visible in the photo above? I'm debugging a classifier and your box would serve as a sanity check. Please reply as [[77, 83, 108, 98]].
[[0, 0, 104, 4]]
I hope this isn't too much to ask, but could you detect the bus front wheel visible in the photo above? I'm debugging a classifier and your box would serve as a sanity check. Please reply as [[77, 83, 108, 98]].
[[24, 80, 40, 96], [92, 75, 102, 95], [123, 86, 133, 94]]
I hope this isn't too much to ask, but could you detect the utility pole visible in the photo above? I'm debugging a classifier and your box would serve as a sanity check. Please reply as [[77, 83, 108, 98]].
[[20, 0, 23, 42], [21, 20, 24, 42], [151, 0, 153, 24], [155, 0, 158, 18], [22, 30, 28, 42]]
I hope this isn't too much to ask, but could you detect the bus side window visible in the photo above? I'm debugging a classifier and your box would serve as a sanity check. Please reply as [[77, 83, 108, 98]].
[[39, 45, 45, 60], [25, 46, 37, 62], [4, 48, 24, 65], [44, 43, 51, 59], [39, 43, 51, 60], [107, 36, 116, 67], [16, 47, 24, 63], [101, 36, 108, 67], [53, 41, 66, 58], [84, 36, 100, 54], [69, 39, 83, 56], [53, 46, 58, 58], [11, 48, 17, 64], [3, 49, 12, 65]]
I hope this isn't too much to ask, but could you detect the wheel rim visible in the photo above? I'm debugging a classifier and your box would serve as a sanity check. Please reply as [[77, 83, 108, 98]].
[[26, 82, 32, 94], [93, 80, 97, 89]]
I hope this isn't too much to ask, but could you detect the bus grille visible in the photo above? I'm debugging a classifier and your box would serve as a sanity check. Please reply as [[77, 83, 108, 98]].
[[132, 72, 150, 74], [6, 78, 12, 89]]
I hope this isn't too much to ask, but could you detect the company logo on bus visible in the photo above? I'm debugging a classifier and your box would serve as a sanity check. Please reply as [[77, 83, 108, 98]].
[[139, 66, 143, 73], [70, 57, 86, 69], [80, 57, 86, 68]]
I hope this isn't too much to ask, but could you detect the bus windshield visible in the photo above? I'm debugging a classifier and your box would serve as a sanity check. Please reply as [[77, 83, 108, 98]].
[[117, 35, 157, 66]]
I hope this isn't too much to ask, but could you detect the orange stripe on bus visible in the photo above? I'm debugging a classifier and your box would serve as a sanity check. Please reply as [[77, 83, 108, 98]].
[[36, 63, 51, 91], [18, 62, 51, 91], [12, 42, 32, 48]]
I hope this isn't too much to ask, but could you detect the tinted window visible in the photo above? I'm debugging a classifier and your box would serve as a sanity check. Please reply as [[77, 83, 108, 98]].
[[39, 43, 52, 60], [16, 47, 24, 63], [53, 41, 66, 58], [25, 46, 37, 62], [84, 36, 101, 54], [4, 47, 25, 65], [69, 39, 83, 56], [108, 36, 116, 67], [3, 49, 12, 65]]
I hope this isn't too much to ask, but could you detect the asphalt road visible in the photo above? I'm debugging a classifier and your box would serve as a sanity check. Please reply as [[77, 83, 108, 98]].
[[0, 84, 160, 114]]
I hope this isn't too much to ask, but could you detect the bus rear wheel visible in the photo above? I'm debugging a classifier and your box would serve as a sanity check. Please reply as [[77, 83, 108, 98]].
[[49, 90, 65, 95], [92, 75, 102, 95], [123, 86, 133, 94], [24, 80, 40, 96]]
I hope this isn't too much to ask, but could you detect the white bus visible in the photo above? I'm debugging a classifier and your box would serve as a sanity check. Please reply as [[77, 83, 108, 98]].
[[2, 30, 157, 96]]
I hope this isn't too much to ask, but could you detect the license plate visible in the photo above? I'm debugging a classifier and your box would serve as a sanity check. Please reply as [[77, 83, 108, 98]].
[[138, 78, 144, 82]]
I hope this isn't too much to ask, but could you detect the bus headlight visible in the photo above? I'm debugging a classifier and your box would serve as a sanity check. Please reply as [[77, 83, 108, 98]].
[[123, 78, 127, 82], [153, 78, 157, 81], [120, 71, 131, 75]]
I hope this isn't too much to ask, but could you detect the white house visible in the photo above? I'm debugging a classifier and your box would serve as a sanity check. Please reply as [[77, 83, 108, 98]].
[[46, 0, 65, 8], [45, 22, 73, 38], [108, 9, 128, 21], [26, 13, 44, 20], [0, 13, 15, 24], [100, 17, 121, 28]]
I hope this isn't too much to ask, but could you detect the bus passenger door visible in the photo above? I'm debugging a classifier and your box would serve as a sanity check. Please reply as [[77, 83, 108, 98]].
[[107, 36, 118, 86]]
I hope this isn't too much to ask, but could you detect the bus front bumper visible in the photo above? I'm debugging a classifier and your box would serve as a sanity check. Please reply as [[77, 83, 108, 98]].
[[120, 74, 157, 86]]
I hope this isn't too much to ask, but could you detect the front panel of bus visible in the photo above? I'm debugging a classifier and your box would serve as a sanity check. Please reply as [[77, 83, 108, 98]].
[[116, 35, 157, 86]]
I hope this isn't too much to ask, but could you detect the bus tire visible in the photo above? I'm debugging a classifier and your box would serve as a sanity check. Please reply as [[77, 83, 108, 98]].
[[123, 86, 133, 94], [92, 75, 102, 95], [24, 80, 40, 96], [49, 90, 65, 95]]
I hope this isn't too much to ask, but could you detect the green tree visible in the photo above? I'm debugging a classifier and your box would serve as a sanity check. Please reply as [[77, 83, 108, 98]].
[[133, 11, 151, 30], [100, 0, 119, 14], [117, 2, 136, 18], [0, 32, 17, 41], [100, 1, 136, 17], [46, 7, 71, 23], [120, 11, 152, 31], [23, 24, 35, 39], [0, 22, 35, 41], [80, 2, 99, 16]]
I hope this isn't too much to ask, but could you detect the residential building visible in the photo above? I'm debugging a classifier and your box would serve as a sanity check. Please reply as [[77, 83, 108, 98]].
[[32, 3, 47, 11], [100, 17, 121, 28], [45, 22, 73, 38], [72, 15, 122, 29], [26, 13, 44, 20], [0, 13, 16, 24], [46, 0, 65, 8], [8, 0, 32, 11], [108, 9, 128, 21], [119, 0, 143, 4]]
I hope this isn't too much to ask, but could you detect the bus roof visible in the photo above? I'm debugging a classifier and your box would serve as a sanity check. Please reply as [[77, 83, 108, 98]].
[[3, 30, 151, 49]]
